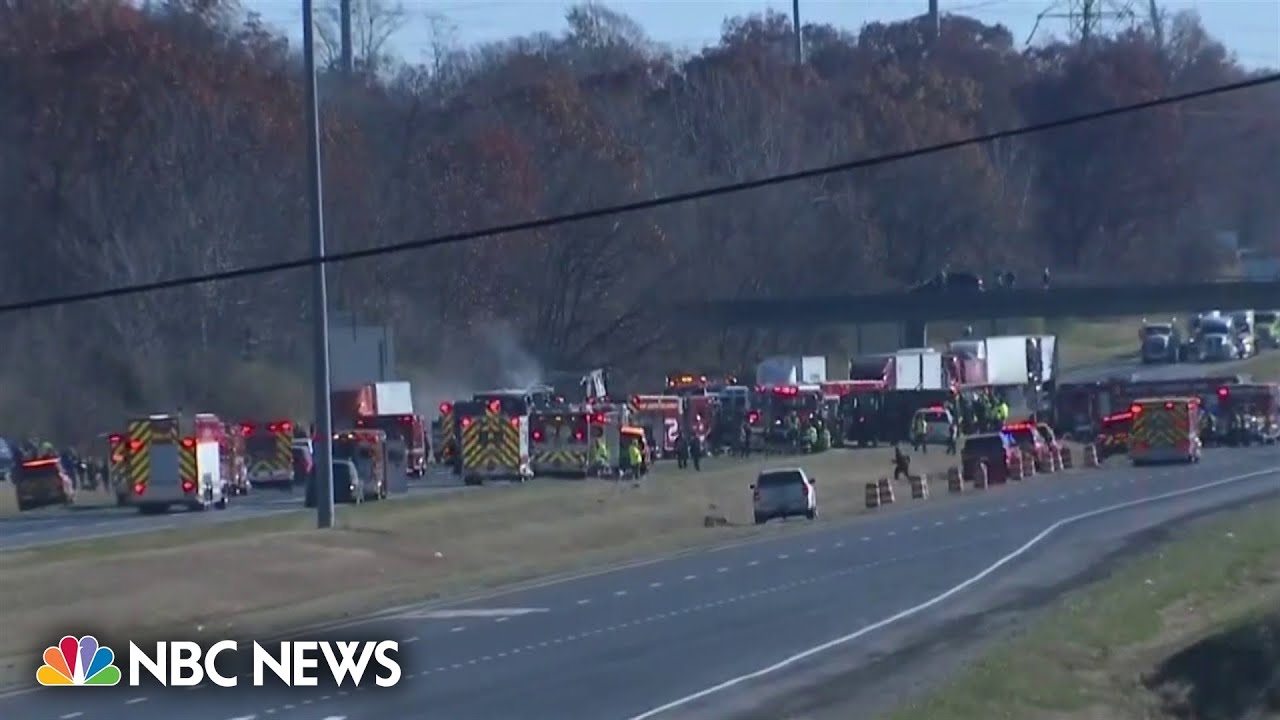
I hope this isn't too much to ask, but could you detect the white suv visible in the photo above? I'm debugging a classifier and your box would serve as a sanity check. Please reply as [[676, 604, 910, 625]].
[[752, 468, 817, 524]]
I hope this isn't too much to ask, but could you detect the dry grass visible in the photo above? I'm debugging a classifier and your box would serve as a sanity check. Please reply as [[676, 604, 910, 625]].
[[0, 444, 1008, 685], [886, 497, 1280, 720]]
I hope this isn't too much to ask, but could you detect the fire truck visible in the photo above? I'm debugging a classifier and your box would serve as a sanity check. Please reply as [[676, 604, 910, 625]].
[[11, 456, 74, 511], [239, 418, 295, 490], [454, 398, 532, 485], [628, 394, 682, 459], [1053, 375, 1245, 437], [818, 380, 883, 447], [664, 374, 720, 445], [126, 413, 229, 514], [353, 413, 428, 476], [755, 384, 824, 444], [331, 429, 388, 501]]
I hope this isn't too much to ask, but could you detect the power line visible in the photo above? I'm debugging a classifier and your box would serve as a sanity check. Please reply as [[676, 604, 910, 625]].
[[4, 72, 1278, 316]]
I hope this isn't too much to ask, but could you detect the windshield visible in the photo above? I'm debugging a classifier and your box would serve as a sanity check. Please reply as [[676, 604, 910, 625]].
[[917, 409, 948, 423], [1141, 325, 1171, 337], [963, 436, 1005, 456], [245, 435, 277, 457], [766, 392, 820, 416], [757, 470, 804, 488], [1202, 320, 1230, 335]]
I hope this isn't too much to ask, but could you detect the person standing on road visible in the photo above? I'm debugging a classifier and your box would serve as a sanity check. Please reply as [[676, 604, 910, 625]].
[[674, 432, 688, 469], [689, 433, 703, 472], [946, 418, 959, 455]]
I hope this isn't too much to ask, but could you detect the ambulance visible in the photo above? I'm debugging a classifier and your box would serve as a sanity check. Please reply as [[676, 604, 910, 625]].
[[1128, 396, 1201, 466], [454, 399, 532, 485], [529, 410, 591, 477], [127, 413, 229, 513], [239, 418, 295, 489]]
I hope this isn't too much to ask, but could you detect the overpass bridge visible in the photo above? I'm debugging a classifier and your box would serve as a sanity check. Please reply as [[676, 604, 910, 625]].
[[683, 280, 1280, 346]]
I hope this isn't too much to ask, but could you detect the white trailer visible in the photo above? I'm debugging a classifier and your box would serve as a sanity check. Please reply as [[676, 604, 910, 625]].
[[755, 355, 828, 386]]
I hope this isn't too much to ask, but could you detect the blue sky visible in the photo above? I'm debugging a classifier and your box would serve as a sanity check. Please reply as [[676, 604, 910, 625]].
[[243, 0, 1280, 68]]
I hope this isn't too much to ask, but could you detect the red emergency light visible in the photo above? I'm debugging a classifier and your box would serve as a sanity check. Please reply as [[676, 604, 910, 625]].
[[108, 433, 122, 446], [1003, 422, 1033, 430], [1164, 401, 1175, 410], [1130, 404, 1143, 414], [574, 430, 585, 441], [267, 420, 292, 433], [240, 422, 254, 435], [181, 480, 196, 493], [21, 458, 59, 469], [128, 439, 144, 452], [461, 417, 474, 429], [400, 415, 414, 425], [928, 405, 945, 411], [532, 430, 543, 442], [590, 413, 606, 424], [510, 418, 520, 427], [440, 402, 452, 415], [773, 386, 799, 396], [748, 410, 760, 424], [134, 483, 146, 495], [1218, 386, 1229, 398], [488, 400, 501, 413], [181, 438, 195, 449]]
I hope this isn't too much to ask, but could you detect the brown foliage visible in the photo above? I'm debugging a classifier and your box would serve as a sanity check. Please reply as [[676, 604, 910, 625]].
[[0, 0, 1274, 441]]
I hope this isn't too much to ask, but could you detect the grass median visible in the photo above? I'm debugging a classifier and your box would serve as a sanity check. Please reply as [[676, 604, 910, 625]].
[[886, 496, 1280, 720], [0, 444, 1011, 686]]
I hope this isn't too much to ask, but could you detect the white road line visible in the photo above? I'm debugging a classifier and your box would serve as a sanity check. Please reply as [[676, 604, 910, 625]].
[[806, 547, 817, 553], [59, 713, 84, 719], [125, 697, 148, 705], [683, 575, 697, 581], [650, 582, 663, 588], [747, 560, 759, 566], [404, 636, 419, 643], [449, 626, 465, 633], [227, 715, 257, 720], [623, 466, 1279, 720], [577, 599, 591, 605], [495, 617, 510, 623], [320, 716, 347, 720], [615, 590, 628, 596], [717, 567, 729, 573]]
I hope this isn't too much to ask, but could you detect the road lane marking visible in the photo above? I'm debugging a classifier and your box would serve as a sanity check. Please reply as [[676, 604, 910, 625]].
[[397, 608, 548, 620], [125, 697, 148, 704], [650, 582, 663, 588], [59, 713, 84, 719], [624, 466, 1280, 720], [449, 626, 465, 633]]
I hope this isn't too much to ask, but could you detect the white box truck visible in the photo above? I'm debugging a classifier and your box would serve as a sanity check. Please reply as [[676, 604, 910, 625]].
[[755, 356, 828, 386]]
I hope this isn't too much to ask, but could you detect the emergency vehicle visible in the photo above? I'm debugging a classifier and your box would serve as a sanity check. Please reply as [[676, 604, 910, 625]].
[[628, 394, 682, 459], [1128, 397, 1201, 465], [822, 380, 885, 447], [1053, 375, 1244, 436], [126, 413, 229, 513], [330, 429, 388, 500], [436, 401, 458, 465], [1095, 409, 1134, 459], [1214, 383, 1280, 443], [353, 413, 428, 476], [11, 456, 74, 511], [664, 374, 721, 443], [755, 384, 824, 443], [454, 399, 532, 485], [239, 418, 295, 489], [529, 410, 591, 477]]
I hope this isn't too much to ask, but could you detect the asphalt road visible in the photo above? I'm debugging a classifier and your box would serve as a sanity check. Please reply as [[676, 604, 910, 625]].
[[0, 472, 468, 552], [6, 442, 1280, 720]]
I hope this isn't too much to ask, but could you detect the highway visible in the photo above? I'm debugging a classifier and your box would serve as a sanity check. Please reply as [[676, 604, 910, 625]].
[[0, 473, 468, 552], [5, 441, 1280, 720]]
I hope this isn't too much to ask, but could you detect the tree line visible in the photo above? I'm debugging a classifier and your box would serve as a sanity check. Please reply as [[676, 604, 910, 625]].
[[0, 0, 1276, 443]]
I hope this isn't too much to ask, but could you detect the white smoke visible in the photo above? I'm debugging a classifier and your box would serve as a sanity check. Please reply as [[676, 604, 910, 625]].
[[405, 321, 545, 414]]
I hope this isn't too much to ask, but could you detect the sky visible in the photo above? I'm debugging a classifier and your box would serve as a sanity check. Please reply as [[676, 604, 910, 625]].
[[241, 0, 1280, 69]]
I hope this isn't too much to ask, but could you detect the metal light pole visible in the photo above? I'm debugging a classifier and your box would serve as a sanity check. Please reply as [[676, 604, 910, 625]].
[[302, 0, 335, 529], [791, 0, 804, 64]]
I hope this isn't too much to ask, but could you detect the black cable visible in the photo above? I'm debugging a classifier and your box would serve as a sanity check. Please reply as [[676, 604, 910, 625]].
[[5, 72, 1278, 315]]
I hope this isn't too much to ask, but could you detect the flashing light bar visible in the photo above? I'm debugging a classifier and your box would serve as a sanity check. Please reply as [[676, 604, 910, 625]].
[[21, 458, 59, 468], [440, 402, 452, 414]]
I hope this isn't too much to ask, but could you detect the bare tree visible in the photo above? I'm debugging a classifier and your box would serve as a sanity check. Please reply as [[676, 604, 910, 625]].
[[313, 0, 408, 75]]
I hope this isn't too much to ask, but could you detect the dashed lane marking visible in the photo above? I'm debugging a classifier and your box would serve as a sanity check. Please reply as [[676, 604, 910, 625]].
[[624, 466, 1280, 720], [125, 697, 148, 705]]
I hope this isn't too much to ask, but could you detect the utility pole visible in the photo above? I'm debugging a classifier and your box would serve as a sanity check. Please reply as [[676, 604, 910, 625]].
[[791, 0, 804, 64], [302, 0, 336, 529], [340, 0, 354, 73], [928, 0, 940, 41], [1026, 0, 1136, 47]]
